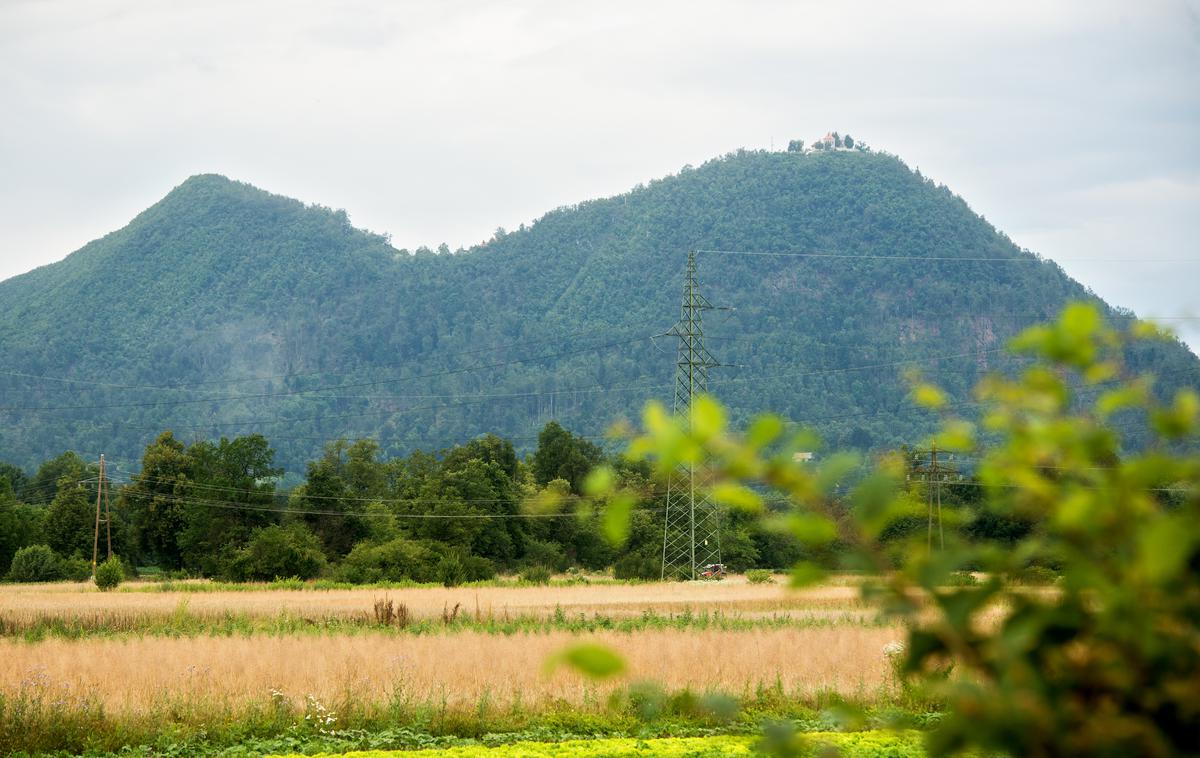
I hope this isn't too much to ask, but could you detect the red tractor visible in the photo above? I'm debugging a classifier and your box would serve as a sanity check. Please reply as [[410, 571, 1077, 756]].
[[699, 563, 727, 579]]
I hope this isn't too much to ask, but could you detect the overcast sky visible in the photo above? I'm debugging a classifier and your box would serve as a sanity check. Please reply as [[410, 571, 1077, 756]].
[[2, 0, 1199, 352]]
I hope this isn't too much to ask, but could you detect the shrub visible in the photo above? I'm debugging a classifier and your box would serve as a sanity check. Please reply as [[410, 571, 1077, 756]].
[[946, 570, 978, 587], [613, 546, 660, 580], [1015, 565, 1057, 586], [337, 537, 436, 583], [461, 554, 497, 582], [436, 552, 466, 587], [59, 555, 92, 581], [94, 556, 123, 591], [520, 565, 553, 585], [8, 545, 63, 582], [746, 569, 774, 584], [522, 537, 567, 571], [227, 523, 327, 581]]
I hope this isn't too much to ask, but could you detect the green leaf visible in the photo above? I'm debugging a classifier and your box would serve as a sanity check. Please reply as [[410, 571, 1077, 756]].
[[523, 488, 564, 515], [691, 394, 726, 440], [711, 483, 764, 512], [1097, 385, 1145, 418], [787, 512, 837, 546], [545, 643, 626, 680], [583, 465, 614, 497], [933, 420, 975, 452], [815, 452, 859, 494], [913, 383, 948, 410], [789, 561, 826, 588], [602, 493, 635, 547], [1060, 302, 1100, 339], [1139, 515, 1195, 583], [746, 414, 784, 449]]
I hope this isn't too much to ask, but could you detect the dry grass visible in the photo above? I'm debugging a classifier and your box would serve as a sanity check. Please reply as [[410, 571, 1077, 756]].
[[0, 579, 874, 631], [0, 627, 900, 714]]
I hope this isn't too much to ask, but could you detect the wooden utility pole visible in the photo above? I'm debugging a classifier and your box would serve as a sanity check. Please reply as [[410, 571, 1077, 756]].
[[91, 454, 112, 574]]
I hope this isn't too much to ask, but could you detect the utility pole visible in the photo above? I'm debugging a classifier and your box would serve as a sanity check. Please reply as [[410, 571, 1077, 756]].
[[91, 454, 112, 574], [910, 443, 959, 552], [661, 251, 726, 580]]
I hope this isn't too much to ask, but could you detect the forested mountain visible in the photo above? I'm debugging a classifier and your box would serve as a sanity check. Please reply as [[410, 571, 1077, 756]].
[[1, 147, 1196, 477]]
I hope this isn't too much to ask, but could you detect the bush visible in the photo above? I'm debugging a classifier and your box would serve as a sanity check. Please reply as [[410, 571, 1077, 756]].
[[746, 569, 774, 584], [226, 524, 327, 581], [1015, 565, 1058, 586], [461, 554, 497, 582], [94, 556, 123, 591], [520, 565, 553, 585], [59, 555, 92, 581], [337, 537, 436, 583], [522, 537, 567, 571], [614, 547, 660, 580], [436, 552, 466, 587], [8, 545, 63, 582], [946, 570, 979, 587]]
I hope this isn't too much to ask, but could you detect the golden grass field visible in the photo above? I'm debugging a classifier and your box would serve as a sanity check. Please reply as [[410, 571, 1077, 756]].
[[0, 578, 901, 717], [0, 577, 874, 629], [1, 626, 899, 713]]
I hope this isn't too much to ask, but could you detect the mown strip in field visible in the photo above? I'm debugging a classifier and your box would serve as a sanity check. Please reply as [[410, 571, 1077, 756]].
[[0, 607, 886, 641]]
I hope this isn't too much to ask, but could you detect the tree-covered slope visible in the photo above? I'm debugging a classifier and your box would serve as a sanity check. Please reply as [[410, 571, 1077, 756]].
[[1, 149, 1196, 475]]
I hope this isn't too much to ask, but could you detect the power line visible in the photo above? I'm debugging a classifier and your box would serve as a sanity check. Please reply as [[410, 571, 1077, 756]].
[[0, 334, 654, 413], [0, 323, 655, 394], [697, 248, 1197, 264], [96, 483, 668, 519]]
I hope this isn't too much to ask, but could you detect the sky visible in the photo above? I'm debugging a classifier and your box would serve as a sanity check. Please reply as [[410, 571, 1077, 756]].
[[2, 0, 1199, 352]]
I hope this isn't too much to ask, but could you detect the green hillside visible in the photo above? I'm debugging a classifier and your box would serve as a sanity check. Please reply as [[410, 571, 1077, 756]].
[[1, 148, 1196, 476]]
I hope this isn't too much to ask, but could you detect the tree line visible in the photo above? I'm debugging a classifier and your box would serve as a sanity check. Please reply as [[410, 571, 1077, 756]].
[[0, 415, 1052, 585]]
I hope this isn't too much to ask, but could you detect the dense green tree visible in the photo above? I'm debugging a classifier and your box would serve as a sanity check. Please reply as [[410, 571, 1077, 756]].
[[177, 434, 281, 574], [443, 434, 519, 479], [0, 477, 43, 571], [296, 439, 371, 558], [123, 431, 193, 568], [0, 463, 29, 500], [25, 452, 89, 505], [531, 422, 604, 493], [226, 523, 326, 581], [43, 478, 98, 559]]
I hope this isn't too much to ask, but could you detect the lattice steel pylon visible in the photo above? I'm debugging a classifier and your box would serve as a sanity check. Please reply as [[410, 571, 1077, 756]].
[[661, 251, 724, 580], [910, 443, 961, 553]]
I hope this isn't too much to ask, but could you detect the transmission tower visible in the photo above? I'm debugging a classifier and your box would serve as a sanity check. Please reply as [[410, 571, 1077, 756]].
[[910, 443, 961, 552], [661, 251, 725, 580]]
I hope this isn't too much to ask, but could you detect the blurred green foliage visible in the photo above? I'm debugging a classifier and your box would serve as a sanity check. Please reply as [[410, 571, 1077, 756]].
[[600, 303, 1199, 756]]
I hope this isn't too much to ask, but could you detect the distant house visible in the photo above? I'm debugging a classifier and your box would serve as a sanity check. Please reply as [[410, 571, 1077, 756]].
[[793, 452, 814, 462], [811, 132, 857, 151]]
